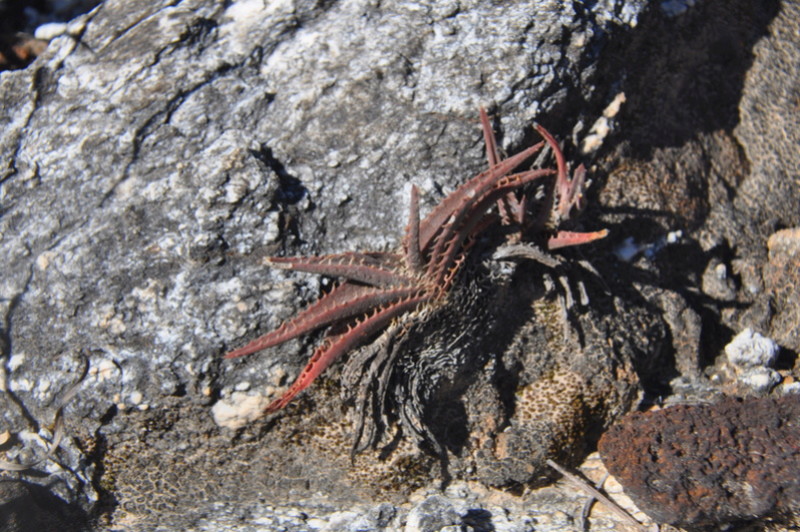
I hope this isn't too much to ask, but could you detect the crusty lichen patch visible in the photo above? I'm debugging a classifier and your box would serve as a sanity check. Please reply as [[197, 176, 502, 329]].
[[211, 391, 271, 430], [474, 367, 607, 488], [515, 368, 598, 452]]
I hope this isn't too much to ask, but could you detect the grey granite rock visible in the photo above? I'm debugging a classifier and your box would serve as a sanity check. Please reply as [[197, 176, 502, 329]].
[[4, 0, 795, 530], [0, 0, 660, 528], [1, 0, 652, 525], [405, 495, 460, 531]]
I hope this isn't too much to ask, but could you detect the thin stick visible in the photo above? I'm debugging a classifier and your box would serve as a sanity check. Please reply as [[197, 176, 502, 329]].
[[580, 471, 608, 530], [546, 459, 654, 532]]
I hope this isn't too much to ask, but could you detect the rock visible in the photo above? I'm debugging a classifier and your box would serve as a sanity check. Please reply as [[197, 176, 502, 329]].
[[709, 326, 794, 398], [734, 366, 781, 395], [763, 227, 800, 352], [599, 394, 800, 528], [725, 328, 779, 368], [701, 257, 737, 301], [657, 288, 703, 379], [717, 328, 782, 395], [210, 390, 271, 430], [0, 480, 90, 532], [732, 3, 800, 254], [710, 1, 800, 348], [405, 495, 461, 532], [0, 0, 655, 526], [1, 0, 797, 529]]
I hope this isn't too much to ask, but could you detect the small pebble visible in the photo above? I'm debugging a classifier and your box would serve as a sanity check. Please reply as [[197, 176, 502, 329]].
[[34, 22, 68, 41], [725, 328, 779, 368], [129, 391, 143, 405]]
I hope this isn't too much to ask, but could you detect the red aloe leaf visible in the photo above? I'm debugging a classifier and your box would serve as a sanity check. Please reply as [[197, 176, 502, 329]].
[[268, 252, 413, 287], [225, 283, 424, 359], [480, 107, 525, 225], [418, 141, 544, 253], [427, 168, 555, 283], [264, 292, 430, 412], [547, 229, 609, 250]]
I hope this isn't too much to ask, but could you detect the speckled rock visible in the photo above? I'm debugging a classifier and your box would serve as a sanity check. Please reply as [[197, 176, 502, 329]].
[[763, 227, 800, 353], [405, 495, 461, 532], [0, 479, 90, 532], [2, 0, 796, 530], [0, 0, 655, 527], [706, 228, 800, 398], [706, 0, 800, 350], [599, 394, 800, 528]]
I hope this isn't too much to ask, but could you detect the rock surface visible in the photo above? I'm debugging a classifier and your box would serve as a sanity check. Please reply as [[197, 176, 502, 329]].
[[599, 394, 800, 528], [0, 0, 654, 527], [0, 0, 798, 530], [0, 479, 91, 532]]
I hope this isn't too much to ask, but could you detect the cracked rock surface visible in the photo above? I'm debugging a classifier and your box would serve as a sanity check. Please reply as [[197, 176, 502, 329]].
[[0, 1, 654, 527], [1, 0, 798, 530]]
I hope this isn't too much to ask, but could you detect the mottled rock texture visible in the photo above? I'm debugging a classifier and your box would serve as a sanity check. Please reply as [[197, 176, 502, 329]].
[[0, 0, 653, 528], [599, 394, 800, 528], [1, 0, 798, 530], [711, 0, 800, 357], [763, 228, 800, 353], [0, 479, 91, 532]]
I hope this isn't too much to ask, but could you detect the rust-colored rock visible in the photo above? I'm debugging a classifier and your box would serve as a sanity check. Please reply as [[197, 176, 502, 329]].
[[599, 394, 800, 527], [0, 34, 47, 71]]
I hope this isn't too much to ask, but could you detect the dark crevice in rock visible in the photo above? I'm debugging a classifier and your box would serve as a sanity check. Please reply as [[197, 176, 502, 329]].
[[0, 479, 92, 532]]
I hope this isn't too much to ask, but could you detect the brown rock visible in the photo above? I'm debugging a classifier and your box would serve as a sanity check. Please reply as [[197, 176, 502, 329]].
[[764, 228, 800, 353], [599, 394, 800, 527]]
